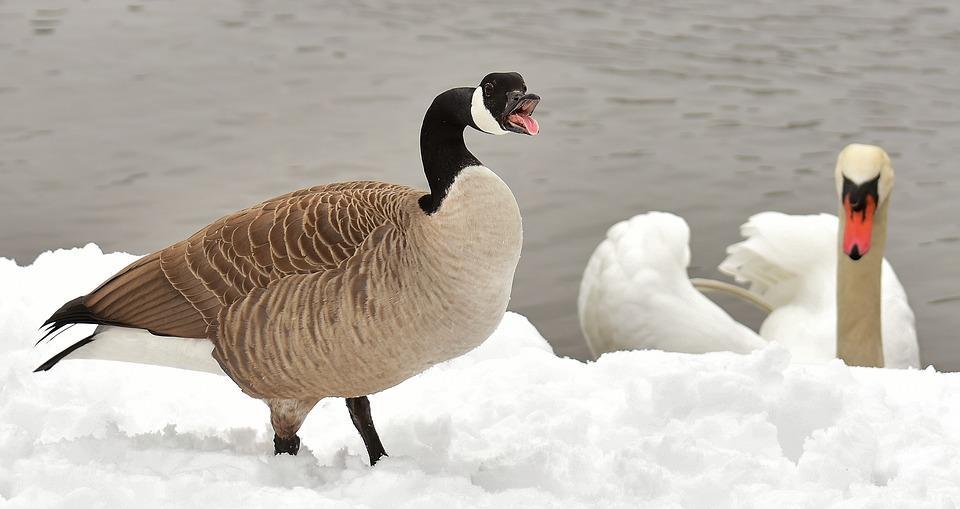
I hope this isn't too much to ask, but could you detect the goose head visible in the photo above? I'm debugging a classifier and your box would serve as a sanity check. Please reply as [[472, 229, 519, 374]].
[[834, 143, 894, 261], [417, 72, 540, 214], [470, 72, 540, 136]]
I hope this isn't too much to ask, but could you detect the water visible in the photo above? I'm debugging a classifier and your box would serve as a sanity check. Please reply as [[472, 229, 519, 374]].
[[1, 0, 958, 368]]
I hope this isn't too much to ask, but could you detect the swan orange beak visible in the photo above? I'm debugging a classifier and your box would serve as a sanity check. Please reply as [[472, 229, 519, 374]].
[[841, 176, 880, 261]]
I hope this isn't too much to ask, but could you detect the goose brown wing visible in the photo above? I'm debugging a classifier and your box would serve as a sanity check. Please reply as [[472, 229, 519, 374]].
[[69, 182, 421, 338]]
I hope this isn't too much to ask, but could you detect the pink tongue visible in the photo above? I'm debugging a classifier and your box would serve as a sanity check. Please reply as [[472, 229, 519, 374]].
[[511, 114, 539, 135]]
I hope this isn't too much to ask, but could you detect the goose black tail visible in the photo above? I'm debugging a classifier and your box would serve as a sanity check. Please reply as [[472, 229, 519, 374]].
[[38, 297, 106, 342], [35, 296, 120, 372], [34, 336, 95, 372]]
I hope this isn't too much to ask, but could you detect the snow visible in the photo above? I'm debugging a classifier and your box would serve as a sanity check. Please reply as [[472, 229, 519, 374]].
[[2, 245, 960, 508]]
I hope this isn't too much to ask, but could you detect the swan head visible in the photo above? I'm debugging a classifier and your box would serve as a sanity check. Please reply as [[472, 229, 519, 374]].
[[470, 72, 540, 136], [834, 144, 894, 261]]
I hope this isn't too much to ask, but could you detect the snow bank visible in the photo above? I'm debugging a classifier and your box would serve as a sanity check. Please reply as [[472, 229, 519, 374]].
[[2, 245, 960, 508]]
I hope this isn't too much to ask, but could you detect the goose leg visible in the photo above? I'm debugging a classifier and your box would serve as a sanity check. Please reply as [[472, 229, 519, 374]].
[[346, 396, 387, 465], [267, 398, 319, 455]]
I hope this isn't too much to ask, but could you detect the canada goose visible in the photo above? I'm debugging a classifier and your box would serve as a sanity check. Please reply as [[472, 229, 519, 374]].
[[36, 72, 541, 465], [578, 144, 919, 368]]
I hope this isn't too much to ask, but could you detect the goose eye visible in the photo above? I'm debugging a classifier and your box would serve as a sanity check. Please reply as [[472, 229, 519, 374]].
[[483, 82, 494, 98]]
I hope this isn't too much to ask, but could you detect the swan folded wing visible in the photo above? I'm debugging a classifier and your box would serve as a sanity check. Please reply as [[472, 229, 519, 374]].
[[579, 212, 767, 356], [718, 212, 837, 303], [80, 182, 420, 339], [579, 213, 695, 354]]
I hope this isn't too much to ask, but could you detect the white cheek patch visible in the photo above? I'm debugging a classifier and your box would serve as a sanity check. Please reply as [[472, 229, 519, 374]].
[[471, 87, 507, 135]]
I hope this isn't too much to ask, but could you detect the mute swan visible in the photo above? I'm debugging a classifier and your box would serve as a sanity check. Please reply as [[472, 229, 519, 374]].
[[578, 144, 919, 369]]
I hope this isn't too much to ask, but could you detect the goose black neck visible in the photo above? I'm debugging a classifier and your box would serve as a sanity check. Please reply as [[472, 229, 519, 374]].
[[418, 87, 482, 214]]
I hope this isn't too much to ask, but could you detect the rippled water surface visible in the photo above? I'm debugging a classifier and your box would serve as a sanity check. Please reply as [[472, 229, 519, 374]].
[[1, 0, 958, 367]]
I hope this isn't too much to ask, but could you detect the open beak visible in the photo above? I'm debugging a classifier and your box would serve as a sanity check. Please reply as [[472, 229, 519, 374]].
[[502, 93, 540, 136], [841, 177, 879, 260]]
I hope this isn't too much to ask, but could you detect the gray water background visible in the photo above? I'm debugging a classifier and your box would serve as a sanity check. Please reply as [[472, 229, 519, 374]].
[[1, 0, 958, 368]]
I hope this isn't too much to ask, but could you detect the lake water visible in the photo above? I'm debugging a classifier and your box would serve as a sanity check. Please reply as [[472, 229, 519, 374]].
[[1, 0, 958, 368]]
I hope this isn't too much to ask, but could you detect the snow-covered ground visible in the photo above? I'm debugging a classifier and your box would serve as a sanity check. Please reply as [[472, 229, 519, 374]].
[[2, 245, 960, 508]]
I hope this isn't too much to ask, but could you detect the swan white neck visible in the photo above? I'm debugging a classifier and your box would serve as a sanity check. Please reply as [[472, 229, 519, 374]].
[[836, 198, 889, 367]]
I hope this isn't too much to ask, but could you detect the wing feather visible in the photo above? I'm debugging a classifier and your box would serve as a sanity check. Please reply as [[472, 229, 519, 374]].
[[43, 182, 422, 346]]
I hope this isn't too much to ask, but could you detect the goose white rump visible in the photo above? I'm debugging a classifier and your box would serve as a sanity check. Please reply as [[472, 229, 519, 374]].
[[66, 325, 225, 375]]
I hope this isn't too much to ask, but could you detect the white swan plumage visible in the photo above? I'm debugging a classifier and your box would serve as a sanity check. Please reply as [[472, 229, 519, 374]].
[[578, 211, 920, 368], [578, 212, 766, 357], [720, 211, 918, 368], [580, 144, 919, 369]]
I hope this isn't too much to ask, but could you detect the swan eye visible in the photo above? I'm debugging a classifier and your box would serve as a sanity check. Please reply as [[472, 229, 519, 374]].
[[483, 82, 494, 98]]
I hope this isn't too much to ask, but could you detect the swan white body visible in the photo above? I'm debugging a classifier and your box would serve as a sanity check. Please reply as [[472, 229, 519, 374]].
[[578, 213, 766, 357], [721, 212, 918, 367], [578, 212, 920, 368]]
